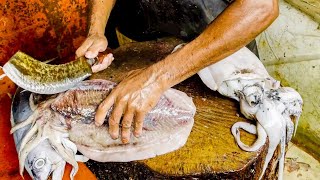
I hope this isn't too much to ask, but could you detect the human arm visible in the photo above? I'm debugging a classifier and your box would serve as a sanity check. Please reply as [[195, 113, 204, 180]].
[[76, 0, 116, 59], [95, 0, 279, 143]]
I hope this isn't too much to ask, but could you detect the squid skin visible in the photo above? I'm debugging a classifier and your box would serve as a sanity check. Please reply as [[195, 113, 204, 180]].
[[195, 46, 302, 179]]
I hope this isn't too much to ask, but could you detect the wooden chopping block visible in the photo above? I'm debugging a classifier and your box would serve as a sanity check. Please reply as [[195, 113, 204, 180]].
[[88, 38, 280, 179]]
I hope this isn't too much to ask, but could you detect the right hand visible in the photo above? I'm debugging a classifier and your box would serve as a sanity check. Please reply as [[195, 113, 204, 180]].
[[76, 33, 114, 73], [76, 33, 108, 59]]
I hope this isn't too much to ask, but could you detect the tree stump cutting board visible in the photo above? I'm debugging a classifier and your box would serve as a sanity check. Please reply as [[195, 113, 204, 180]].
[[88, 38, 279, 179]]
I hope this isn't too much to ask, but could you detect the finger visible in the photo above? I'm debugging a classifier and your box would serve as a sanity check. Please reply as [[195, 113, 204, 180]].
[[101, 53, 114, 65], [133, 111, 145, 137], [121, 108, 134, 144], [108, 100, 125, 139], [91, 54, 114, 73], [85, 40, 108, 59], [76, 39, 94, 58], [95, 94, 115, 126]]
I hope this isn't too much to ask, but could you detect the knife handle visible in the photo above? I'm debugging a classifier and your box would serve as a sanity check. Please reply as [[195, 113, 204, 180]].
[[87, 48, 113, 66]]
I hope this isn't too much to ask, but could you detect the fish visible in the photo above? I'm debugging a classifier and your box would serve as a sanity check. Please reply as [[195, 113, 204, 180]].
[[11, 79, 196, 179]]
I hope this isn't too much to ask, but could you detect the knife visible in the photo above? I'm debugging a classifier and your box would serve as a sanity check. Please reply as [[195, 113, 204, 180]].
[[3, 50, 111, 94]]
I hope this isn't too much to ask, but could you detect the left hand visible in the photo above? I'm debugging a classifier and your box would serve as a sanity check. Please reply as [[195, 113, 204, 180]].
[[94, 68, 166, 143]]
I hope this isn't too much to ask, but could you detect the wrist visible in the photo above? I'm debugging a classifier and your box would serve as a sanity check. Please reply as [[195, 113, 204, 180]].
[[150, 47, 194, 90], [149, 61, 175, 91], [88, 22, 106, 36], [88, 29, 105, 36]]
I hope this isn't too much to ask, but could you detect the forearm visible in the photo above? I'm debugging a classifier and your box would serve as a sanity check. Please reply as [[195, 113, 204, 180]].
[[88, 0, 116, 35], [155, 0, 279, 89]]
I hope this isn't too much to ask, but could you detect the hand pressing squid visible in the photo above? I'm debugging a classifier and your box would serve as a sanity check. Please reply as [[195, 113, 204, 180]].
[[95, 68, 166, 143]]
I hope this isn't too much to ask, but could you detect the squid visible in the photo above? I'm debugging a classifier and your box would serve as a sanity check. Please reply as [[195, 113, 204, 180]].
[[196, 46, 303, 180], [10, 80, 196, 180]]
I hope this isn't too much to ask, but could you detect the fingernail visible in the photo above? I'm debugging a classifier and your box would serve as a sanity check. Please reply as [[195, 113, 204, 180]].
[[95, 121, 102, 126], [109, 130, 119, 139], [110, 135, 118, 140], [134, 131, 141, 137], [107, 53, 114, 58], [122, 138, 129, 144]]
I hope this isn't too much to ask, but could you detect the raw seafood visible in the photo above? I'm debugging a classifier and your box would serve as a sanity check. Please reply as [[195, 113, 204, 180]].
[[10, 89, 74, 180], [197, 47, 303, 180], [11, 79, 196, 179]]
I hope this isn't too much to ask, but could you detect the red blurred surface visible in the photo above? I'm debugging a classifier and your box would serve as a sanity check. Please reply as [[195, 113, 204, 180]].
[[0, 0, 97, 179], [0, 0, 88, 65]]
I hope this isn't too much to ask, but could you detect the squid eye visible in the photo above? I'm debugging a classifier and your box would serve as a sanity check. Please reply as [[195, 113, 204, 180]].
[[34, 158, 46, 169]]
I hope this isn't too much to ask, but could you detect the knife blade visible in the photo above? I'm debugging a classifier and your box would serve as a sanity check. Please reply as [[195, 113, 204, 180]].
[[3, 50, 111, 94]]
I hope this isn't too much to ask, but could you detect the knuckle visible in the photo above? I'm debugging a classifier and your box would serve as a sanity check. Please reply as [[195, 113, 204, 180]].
[[122, 123, 131, 128], [146, 101, 155, 109], [136, 120, 144, 125], [118, 98, 127, 104], [135, 108, 144, 114], [99, 101, 108, 109], [99, 46, 107, 52], [109, 118, 119, 126]]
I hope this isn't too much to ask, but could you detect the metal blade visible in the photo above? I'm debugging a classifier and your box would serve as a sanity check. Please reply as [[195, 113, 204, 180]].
[[3, 51, 92, 94]]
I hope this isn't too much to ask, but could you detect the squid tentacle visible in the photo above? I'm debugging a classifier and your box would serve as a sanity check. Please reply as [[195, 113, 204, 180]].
[[61, 138, 89, 162], [231, 122, 267, 152], [277, 130, 286, 180], [10, 111, 38, 134], [256, 103, 284, 180], [47, 129, 78, 180], [51, 161, 66, 180], [292, 114, 300, 136], [19, 123, 48, 176], [258, 134, 280, 180], [284, 116, 294, 143], [18, 122, 39, 156], [29, 93, 38, 111]]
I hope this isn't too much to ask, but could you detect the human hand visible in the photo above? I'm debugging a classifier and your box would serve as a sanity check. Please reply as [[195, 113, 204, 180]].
[[90, 51, 114, 73], [76, 33, 108, 58], [95, 68, 167, 144], [76, 34, 114, 73]]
